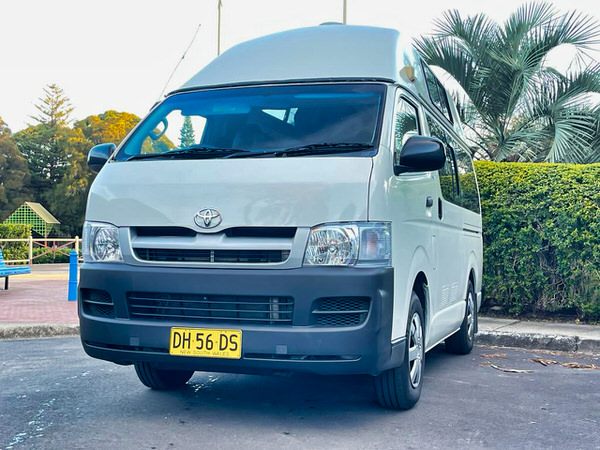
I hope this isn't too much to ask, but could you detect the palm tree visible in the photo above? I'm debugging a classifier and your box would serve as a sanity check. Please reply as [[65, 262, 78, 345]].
[[415, 2, 600, 162]]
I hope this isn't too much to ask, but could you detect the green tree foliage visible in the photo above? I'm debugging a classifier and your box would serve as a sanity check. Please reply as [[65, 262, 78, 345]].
[[75, 110, 140, 145], [0, 118, 30, 219], [31, 84, 74, 127], [11, 85, 141, 237], [13, 84, 74, 199], [415, 2, 600, 163], [179, 116, 196, 148], [13, 85, 142, 236], [46, 111, 141, 236], [475, 161, 600, 319]]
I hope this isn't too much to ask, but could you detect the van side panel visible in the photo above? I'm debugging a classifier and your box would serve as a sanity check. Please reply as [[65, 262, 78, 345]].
[[367, 87, 436, 342]]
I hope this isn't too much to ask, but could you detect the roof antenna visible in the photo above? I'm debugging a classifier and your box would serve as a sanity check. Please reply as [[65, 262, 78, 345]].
[[156, 23, 202, 104]]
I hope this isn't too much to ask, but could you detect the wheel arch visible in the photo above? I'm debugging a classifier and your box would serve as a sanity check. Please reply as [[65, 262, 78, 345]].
[[412, 271, 429, 340], [392, 244, 434, 342], [466, 250, 481, 305]]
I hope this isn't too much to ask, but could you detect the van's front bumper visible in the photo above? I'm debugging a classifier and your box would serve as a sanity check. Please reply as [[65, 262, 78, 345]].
[[78, 264, 402, 376]]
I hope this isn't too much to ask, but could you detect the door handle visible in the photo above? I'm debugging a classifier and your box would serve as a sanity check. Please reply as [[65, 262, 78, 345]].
[[426, 196, 434, 207], [438, 198, 443, 220]]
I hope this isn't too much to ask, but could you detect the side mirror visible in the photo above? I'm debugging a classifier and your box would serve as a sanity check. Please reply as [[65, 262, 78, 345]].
[[88, 143, 116, 173], [394, 136, 446, 175]]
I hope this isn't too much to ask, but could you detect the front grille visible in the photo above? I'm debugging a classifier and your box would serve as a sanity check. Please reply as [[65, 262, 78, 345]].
[[134, 227, 196, 237], [133, 226, 296, 239], [81, 289, 115, 318], [134, 248, 290, 263], [225, 227, 296, 238], [127, 292, 294, 325], [312, 297, 370, 327]]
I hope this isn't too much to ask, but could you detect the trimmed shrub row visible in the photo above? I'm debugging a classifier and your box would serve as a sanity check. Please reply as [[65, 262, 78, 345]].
[[0, 223, 31, 262], [0, 224, 72, 263], [475, 161, 600, 320], [31, 247, 70, 264]]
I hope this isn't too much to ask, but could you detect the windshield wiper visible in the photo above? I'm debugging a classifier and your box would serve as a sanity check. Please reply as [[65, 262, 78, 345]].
[[225, 142, 375, 158], [126, 146, 252, 161], [126, 143, 374, 161]]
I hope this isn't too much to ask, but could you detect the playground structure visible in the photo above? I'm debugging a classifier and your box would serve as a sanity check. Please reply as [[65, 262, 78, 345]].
[[1, 202, 80, 264], [3, 202, 60, 237]]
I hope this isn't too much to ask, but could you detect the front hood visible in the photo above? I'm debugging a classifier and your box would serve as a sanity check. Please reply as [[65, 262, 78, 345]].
[[86, 157, 372, 229]]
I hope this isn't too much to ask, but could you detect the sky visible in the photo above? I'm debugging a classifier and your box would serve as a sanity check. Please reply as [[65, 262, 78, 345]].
[[1, 0, 599, 132]]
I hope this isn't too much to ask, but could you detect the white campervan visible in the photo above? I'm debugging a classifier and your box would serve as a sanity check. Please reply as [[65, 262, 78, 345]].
[[80, 24, 483, 409]]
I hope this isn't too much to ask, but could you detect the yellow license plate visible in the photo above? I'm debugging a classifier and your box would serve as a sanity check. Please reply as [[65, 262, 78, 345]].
[[169, 328, 242, 359]]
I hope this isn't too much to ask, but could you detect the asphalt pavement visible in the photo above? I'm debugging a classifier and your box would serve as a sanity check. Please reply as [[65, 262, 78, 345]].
[[1, 337, 598, 449], [1, 264, 599, 449], [0, 264, 599, 354]]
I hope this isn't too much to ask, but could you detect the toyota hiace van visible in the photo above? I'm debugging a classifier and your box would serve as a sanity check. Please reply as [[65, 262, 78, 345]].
[[80, 24, 483, 409]]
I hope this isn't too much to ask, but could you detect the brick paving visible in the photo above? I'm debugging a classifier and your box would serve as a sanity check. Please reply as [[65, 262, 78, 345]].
[[0, 268, 78, 325]]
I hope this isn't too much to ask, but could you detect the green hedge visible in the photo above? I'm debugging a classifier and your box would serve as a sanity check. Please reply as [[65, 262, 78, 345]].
[[32, 247, 70, 264], [0, 223, 31, 262], [474, 161, 600, 320]]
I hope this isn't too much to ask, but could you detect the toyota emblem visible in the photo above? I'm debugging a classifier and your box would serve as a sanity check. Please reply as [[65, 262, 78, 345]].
[[194, 208, 222, 229]]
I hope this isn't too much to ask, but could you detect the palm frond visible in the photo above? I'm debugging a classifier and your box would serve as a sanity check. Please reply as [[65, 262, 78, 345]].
[[414, 8, 500, 113], [499, 2, 555, 53], [553, 10, 600, 50], [414, 37, 475, 92], [515, 67, 600, 162], [585, 107, 600, 162], [431, 9, 499, 54], [415, 1, 600, 162], [495, 128, 549, 161], [547, 108, 598, 162]]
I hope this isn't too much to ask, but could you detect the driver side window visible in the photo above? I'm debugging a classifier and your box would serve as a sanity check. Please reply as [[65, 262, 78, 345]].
[[394, 98, 420, 167]]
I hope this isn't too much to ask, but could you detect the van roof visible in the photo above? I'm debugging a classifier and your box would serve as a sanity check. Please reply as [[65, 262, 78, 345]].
[[177, 24, 462, 135], [180, 24, 419, 90]]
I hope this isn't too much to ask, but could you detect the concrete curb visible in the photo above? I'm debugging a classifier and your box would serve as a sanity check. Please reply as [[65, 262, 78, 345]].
[[476, 330, 599, 354], [0, 325, 80, 340], [0, 325, 598, 355]]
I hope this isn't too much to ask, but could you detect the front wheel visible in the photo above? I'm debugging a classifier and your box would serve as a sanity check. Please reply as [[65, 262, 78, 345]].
[[134, 362, 194, 390], [374, 291, 425, 410], [445, 281, 477, 354]]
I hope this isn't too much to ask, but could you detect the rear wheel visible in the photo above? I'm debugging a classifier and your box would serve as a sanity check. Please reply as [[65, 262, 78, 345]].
[[445, 281, 476, 354], [374, 291, 424, 410], [134, 362, 194, 389]]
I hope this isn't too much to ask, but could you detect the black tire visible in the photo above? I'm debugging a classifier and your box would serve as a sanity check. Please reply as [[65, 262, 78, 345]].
[[446, 281, 477, 355], [134, 362, 194, 390], [374, 291, 425, 410]]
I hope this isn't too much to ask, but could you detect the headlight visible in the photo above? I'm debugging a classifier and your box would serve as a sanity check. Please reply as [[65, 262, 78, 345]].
[[82, 221, 123, 262], [304, 222, 391, 267]]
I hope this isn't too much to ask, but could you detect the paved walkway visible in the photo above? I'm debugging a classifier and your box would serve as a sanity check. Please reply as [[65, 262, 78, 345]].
[[0, 264, 598, 353], [480, 317, 599, 341], [478, 317, 600, 353], [0, 264, 77, 326]]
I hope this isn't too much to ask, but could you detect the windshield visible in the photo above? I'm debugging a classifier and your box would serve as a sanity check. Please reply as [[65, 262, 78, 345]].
[[114, 84, 386, 161]]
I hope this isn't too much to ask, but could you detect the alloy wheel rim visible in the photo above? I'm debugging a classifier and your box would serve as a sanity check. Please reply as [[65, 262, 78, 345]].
[[467, 292, 475, 342], [408, 312, 423, 388]]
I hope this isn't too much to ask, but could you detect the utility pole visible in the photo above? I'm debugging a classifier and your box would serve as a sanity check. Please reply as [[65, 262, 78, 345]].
[[217, 0, 223, 55], [343, 0, 347, 24]]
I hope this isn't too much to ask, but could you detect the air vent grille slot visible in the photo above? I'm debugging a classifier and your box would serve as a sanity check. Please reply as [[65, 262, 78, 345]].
[[134, 248, 290, 263], [81, 289, 115, 318], [127, 292, 294, 325], [312, 297, 370, 327]]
